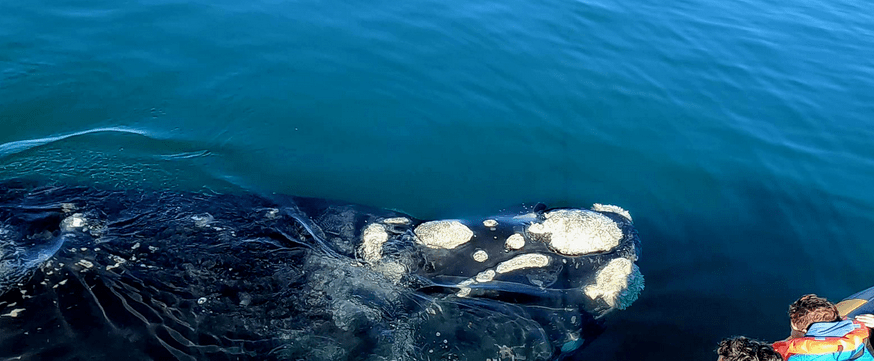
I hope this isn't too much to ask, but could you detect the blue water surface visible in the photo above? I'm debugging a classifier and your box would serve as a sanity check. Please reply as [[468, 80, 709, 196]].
[[1, 0, 873, 359]]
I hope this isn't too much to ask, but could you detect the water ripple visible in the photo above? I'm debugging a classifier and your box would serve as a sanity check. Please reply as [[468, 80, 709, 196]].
[[0, 127, 149, 158]]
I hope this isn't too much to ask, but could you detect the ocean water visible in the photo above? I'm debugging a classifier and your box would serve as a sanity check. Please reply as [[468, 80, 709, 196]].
[[1, 0, 873, 359]]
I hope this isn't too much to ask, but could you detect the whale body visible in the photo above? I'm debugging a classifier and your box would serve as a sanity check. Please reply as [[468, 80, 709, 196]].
[[0, 180, 643, 360]]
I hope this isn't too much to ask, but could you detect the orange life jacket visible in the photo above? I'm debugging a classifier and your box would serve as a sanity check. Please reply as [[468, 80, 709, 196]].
[[772, 320, 873, 361]]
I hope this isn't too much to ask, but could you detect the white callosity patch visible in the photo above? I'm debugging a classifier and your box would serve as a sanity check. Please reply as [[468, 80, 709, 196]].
[[455, 278, 475, 297], [60, 203, 77, 214], [472, 250, 488, 263], [60, 213, 87, 232], [455, 267, 500, 297], [482, 219, 498, 228], [475, 269, 496, 283], [373, 261, 406, 284], [505, 234, 525, 250], [359, 224, 407, 284], [75, 259, 94, 269], [1, 308, 25, 318], [591, 204, 633, 222], [382, 217, 410, 225], [106, 254, 127, 271], [360, 223, 389, 263], [456, 267, 501, 297], [584, 258, 644, 309], [191, 213, 214, 228], [359, 224, 407, 283], [495, 254, 550, 274], [414, 221, 473, 249], [528, 209, 622, 256]]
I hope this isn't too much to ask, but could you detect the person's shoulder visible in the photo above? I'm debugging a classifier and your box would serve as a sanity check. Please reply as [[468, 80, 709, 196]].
[[807, 319, 863, 337]]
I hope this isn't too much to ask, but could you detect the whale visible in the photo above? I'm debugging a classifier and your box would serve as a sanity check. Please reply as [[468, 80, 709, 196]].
[[0, 180, 643, 360]]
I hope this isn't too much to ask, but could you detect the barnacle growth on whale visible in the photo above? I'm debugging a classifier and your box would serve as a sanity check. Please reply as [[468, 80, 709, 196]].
[[472, 249, 489, 262], [414, 220, 473, 249], [505, 233, 525, 250], [527, 209, 623, 256], [360, 223, 389, 263], [495, 253, 550, 274], [584, 258, 644, 310]]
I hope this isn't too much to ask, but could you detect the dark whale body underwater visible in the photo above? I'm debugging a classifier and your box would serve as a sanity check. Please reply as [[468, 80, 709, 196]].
[[0, 180, 643, 360]]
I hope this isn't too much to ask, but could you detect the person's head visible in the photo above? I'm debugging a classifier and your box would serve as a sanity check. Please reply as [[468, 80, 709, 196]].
[[788, 294, 840, 333], [716, 336, 783, 361]]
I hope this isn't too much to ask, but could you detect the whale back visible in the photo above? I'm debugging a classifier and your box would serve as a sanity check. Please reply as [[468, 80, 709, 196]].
[[0, 181, 643, 360]]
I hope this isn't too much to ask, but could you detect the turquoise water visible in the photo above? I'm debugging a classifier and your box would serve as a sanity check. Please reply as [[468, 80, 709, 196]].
[[1, 0, 873, 359]]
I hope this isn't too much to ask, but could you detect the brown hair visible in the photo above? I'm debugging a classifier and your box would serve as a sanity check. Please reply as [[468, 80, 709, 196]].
[[788, 294, 840, 332], [717, 336, 783, 361]]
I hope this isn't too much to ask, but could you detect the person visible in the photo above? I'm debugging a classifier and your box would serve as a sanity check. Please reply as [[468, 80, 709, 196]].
[[772, 294, 874, 361], [716, 336, 783, 361], [786, 294, 842, 338]]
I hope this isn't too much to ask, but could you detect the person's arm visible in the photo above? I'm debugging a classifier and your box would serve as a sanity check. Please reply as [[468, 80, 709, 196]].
[[855, 314, 874, 328], [853, 314, 874, 356]]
